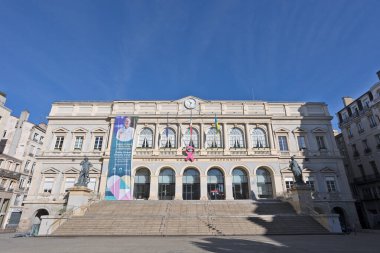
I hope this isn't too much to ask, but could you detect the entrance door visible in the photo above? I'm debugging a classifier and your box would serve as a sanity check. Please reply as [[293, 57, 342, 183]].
[[232, 168, 249, 199], [134, 168, 150, 199], [256, 167, 273, 198], [159, 183, 175, 200], [183, 168, 200, 200], [158, 168, 176, 200], [207, 168, 225, 200]]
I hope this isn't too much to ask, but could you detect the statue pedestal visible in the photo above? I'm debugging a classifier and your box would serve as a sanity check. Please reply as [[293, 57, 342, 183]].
[[288, 184, 313, 214], [67, 186, 92, 216]]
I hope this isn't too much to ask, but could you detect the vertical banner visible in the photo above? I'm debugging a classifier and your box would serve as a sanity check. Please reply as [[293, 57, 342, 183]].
[[105, 116, 137, 200]]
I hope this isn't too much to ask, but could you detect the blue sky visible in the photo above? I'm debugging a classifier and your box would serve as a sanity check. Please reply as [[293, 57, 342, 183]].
[[0, 0, 379, 128]]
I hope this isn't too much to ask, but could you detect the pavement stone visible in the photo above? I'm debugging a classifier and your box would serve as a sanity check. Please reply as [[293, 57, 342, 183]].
[[0, 233, 379, 253]]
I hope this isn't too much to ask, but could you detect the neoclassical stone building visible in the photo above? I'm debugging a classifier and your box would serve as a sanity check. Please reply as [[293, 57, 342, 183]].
[[19, 96, 358, 231]]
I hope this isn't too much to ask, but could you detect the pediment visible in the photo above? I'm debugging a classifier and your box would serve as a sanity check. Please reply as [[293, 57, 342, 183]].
[[302, 168, 314, 173], [280, 167, 292, 173], [312, 127, 327, 133], [41, 168, 60, 174], [72, 127, 88, 133], [64, 168, 80, 174], [275, 127, 290, 133], [89, 167, 100, 174], [319, 167, 336, 173], [52, 127, 69, 133], [292, 127, 307, 133], [92, 127, 107, 133]]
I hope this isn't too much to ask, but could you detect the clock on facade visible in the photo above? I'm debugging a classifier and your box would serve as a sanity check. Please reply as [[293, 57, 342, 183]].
[[184, 98, 196, 109]]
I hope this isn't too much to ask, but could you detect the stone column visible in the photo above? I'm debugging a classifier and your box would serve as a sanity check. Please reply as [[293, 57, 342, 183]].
[[153, 123, 160, 155], [225, 175, 234, 200], [175, 175, 183, 200], [177, 123, 182, 155], [200, 175, 208, 200], [149, 175, 158, 200], [98, 159, 109, 199], [222, 123, 229, 155], [267, 123, 276, 153]]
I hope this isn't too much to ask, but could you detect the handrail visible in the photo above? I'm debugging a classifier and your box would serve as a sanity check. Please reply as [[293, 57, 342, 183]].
[[45, 197, 99, 235]]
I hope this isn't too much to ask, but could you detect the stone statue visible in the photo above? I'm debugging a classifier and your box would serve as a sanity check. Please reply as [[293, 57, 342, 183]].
[[75, 157, 92, 187], [289, 156, 305, 185]]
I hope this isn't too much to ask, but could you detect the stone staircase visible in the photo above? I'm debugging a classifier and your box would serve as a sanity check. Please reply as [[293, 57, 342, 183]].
[[53, 200, 329, 236]]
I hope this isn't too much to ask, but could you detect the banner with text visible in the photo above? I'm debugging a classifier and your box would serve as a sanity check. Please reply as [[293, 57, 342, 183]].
[[105, 116, 137, 200]]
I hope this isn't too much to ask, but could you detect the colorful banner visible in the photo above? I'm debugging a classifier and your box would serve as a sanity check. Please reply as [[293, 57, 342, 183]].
[[105, 116, 137, 200]]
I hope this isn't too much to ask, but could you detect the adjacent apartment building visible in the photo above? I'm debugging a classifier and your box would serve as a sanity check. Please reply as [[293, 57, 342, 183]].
[[336, 71, 380, 229], [0, 92, 46, 229], [19, 96, 359, 232]]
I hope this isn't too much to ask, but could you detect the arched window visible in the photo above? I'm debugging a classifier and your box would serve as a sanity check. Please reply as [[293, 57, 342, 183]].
[[232, 168, 249, 199], [207, 168, 225, 200], [256, 167, 273, 198], [252, 128, 267, 148], [138, 128, 153, 148], [182, 128, 199, 148], [229, 128, 244, 148], [206, 127, 222, 148], [160, 128, 176, 148], [183, 168, 200, 200], [134, 168, 151, 199], [158, 168, 176, 200]]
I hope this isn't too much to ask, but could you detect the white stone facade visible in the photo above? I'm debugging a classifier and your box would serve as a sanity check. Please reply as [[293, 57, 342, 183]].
[[19, 96, 358, 232], [337, 71, 380, 229], [0, 92, 46, 229]]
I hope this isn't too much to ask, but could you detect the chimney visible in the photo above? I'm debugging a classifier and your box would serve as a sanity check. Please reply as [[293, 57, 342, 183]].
[[342, 97, 353, 106], [377, 70, 380, 80], [0, 91, 6, 105]]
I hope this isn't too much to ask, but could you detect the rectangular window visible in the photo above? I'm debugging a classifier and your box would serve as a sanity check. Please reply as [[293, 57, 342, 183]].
[[363, 139, 371, 154], [94, 136, 103, 150], [54, 136, 64, 150], [0, 178, 7, 187], [88, 178, 97, 191], [305, 176, 315, 191], [325, 176, 337, 192], [368, 115, 377, 128], [297, 136, 306, 150], [363, 99, 370, 108], [64, 177, 76, 192], [278, 136, 289, 151], [357, 122, 364, 134], [370, 161, 379, 176], [24, 161, 30, 172], [358, 164, 366, 179], [74, 136, 84, 150], [42, 178, 54, 193], [284, 177, 294, 190], [19, 178, 25, 189], [316, 136, 326, 149], [347, 127, 353, 138]]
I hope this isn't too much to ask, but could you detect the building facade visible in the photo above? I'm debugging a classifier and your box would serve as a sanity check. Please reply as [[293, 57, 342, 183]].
[[0, 92, 46, 229], [336, 71, 380, 229], [19, 96, 358, 232]]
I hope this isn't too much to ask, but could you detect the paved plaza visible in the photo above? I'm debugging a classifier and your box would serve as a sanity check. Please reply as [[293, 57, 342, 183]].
[[1, 233, 380, 253]]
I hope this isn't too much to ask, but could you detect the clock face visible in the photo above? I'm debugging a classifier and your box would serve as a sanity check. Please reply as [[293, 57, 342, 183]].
[[184, 98, 196, 109]]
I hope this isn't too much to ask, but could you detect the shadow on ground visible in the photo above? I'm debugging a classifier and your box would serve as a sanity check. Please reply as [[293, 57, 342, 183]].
[[192, 237, 286, 253]]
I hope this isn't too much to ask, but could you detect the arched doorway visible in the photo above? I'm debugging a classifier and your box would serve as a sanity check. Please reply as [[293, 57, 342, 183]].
[[256, 167, 273, 199], [134, 168, 150, 200], [158, 168, 175, 200], [207, 168, 225, 200], [232, 168, 249, 199], [32, 209, 49, 236], [332, 207, 348, 232], [183, 168, 200, 200]]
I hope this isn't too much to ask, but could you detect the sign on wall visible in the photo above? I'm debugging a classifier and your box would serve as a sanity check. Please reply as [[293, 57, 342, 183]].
[[105, 116, 137, 200]]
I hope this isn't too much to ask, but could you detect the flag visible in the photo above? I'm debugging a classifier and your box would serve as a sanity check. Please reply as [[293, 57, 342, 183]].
[[214, 114, 220, 132]]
